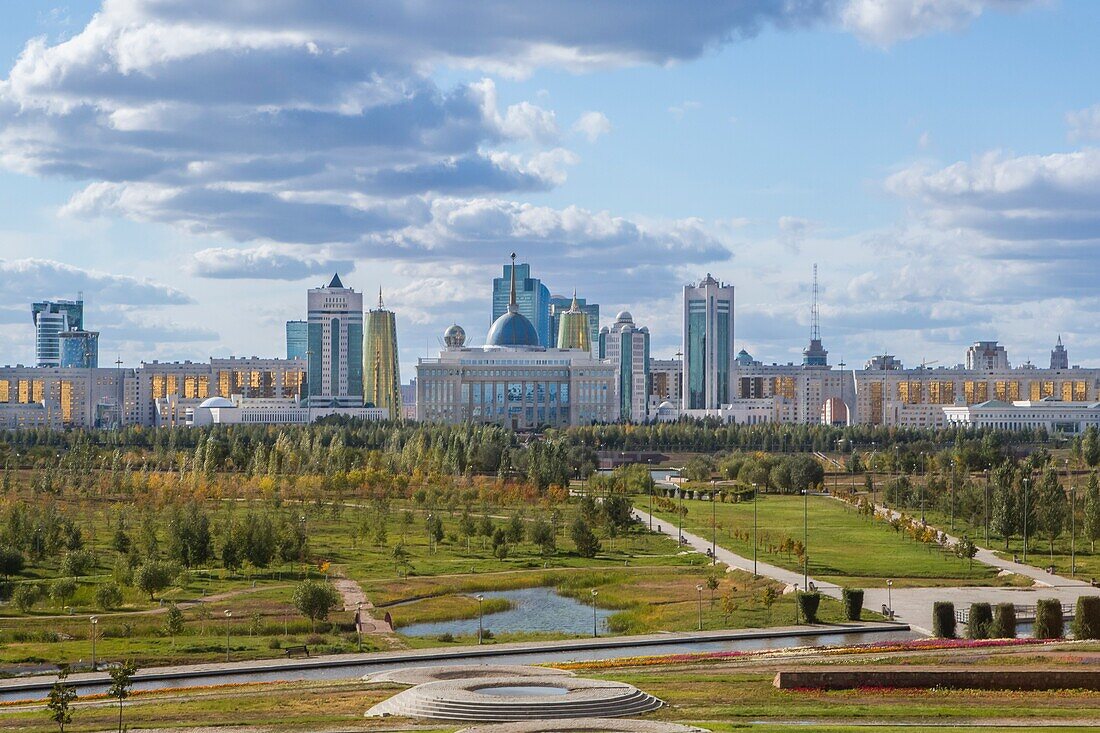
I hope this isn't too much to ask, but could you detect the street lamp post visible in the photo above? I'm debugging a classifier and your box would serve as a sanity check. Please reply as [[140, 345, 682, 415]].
[[356, 601, 363, 652], [1071, 483, 1077, 576], [90, 616, 98, 671], [677, 489, 683, 543], [886, 579, 893, 619], [920, 451, 927, 524], [752, 483, 758, 577], [803, 484, 809, 590], [793, 583, 800, 625], [590, 589, 599, 638], [984, 469, 990, 546], [696, 584, 704, 631], [1022, 477, 1029, 564], [710, 480, 717, 565], [891, 445, 898, 509], [224, 610, 232, 662], [950, 457, 956, 531], [476, 594, 484, 644], [869, 442, 876, 507]]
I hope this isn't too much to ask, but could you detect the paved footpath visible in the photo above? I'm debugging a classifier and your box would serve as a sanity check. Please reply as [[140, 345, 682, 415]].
[[331, 576, 392, 635], [634, 503, 1100, 635]]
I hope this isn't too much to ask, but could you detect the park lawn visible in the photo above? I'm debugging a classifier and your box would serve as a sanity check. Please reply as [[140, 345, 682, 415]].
[[4, 649, 1100, 733], [303, 502, 697, 587], [0, 583, 383, 669], [0, 680, 428, 733], [0, 493, 719, 670], [611, 667, 1100, 726], [917, 505, 1100, 582], [647, 494, 1004, 587]]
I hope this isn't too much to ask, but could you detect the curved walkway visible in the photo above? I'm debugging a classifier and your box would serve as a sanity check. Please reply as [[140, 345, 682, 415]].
[[636, 500, 1100, 635]]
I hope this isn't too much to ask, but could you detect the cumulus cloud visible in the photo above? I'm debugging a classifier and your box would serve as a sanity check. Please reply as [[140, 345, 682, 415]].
[[360, 198, 730, 268], [1068, 104, 1100, 141], [841, 0, 1035, 46], [0, 1, 1030, 268], [572, 111, 611, 142], [885, 149, 1100, 241], [0, 0, 1051, 366], [190, 246, 355, 280], [0, 258, 190, 305]]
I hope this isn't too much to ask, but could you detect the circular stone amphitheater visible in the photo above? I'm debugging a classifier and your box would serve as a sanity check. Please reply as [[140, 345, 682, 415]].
[[365, 665, 664, 723]]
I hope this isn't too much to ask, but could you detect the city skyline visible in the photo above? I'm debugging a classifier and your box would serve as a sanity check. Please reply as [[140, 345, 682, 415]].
[[1, 2, 1099, 377], [0, 262, 1088, 376]]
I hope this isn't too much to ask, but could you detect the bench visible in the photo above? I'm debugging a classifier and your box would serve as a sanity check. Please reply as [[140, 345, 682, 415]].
[[283, 645, 309, 658]]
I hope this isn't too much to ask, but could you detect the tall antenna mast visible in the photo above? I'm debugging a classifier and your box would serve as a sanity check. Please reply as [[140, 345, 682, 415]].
[[810, 263, 820, 342]]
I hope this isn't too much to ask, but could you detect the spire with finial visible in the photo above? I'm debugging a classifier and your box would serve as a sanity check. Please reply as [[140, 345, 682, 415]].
[[569, 288, 580, 312], [508, 252, 518, 312], [378, 287, 385, 310]]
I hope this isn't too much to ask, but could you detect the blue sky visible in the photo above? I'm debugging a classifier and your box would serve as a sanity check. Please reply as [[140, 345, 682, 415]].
[[1, 1, 1099, 377]]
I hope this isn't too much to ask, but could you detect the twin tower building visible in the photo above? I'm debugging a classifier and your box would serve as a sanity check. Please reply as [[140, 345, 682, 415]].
[[286, 273, 401, 415]]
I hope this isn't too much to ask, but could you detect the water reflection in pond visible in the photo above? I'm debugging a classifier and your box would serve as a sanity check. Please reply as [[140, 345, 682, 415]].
[[399, 587, 613, 637]]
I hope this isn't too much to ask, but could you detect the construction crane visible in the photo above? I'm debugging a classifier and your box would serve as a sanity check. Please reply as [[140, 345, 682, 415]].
[[920, 358, 940, 370]]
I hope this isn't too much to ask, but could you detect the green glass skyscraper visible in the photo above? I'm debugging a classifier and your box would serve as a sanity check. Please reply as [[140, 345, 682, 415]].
[[682, 274, 734, 410], [364, 289, 401, 416], [306, 273, 363, 407]]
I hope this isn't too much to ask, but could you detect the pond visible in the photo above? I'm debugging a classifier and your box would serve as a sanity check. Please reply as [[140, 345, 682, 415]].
[[399, 586, 614, 638]]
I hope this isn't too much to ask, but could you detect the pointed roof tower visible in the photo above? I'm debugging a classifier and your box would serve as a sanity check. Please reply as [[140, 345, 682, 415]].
[[328, 272, 344, 289], [802, 263, 829, 368]]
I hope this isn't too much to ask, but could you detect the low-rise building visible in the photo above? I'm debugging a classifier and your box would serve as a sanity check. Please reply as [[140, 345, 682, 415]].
[[943, 398, 1100, 435]]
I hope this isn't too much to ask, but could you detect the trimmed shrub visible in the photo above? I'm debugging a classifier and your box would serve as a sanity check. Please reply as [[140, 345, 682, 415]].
[[1072, 596, 1100, 640], [990, 603, 1017, 638], [932, 601, 956, 639], [1034, 598, 1064, 639], [841, 588, 863, 621], [967, 602, 993, 639], [797, 591, 821, 624]]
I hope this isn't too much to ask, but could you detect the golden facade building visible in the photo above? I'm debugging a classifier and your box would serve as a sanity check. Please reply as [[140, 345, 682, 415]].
[[363, 290, 402, 414], [555, 292, 591, 351]]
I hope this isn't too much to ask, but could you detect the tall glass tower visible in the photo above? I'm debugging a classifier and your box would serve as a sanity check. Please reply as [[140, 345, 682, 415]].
[[59, 330, 99, 368], [285, 320, 308, 360], [601, 311, 650, 421], [682, 274, 734, 410], [306, 273, 363, 407], [492, 261, 550, 347], [363, 289, 401, 416], [32, 299, 84, 367]]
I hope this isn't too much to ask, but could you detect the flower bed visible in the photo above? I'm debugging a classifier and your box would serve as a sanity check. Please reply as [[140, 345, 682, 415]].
[[549, 637, 1048, 671]]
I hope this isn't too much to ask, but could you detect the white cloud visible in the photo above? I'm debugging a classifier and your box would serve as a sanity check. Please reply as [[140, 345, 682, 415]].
[[841, 0, 1036, 46], [668, 100, 701, 121], [190, 246, 355, 280], [1067, 104, 1100, 141], [572, 111, 611, 142], [885, 149, 1100, 241], [0, 258, 190, 305]]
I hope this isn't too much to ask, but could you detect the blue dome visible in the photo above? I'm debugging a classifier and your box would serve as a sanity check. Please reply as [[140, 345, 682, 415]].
[[486, 310, 540, 347]]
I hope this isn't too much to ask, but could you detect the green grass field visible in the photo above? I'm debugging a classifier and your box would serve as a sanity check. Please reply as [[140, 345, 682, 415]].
[[0, 493, 797, 670], [917, 504, 1100, 581], [2, 642, 1098, 732], [647, 494, 1011, 587]]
